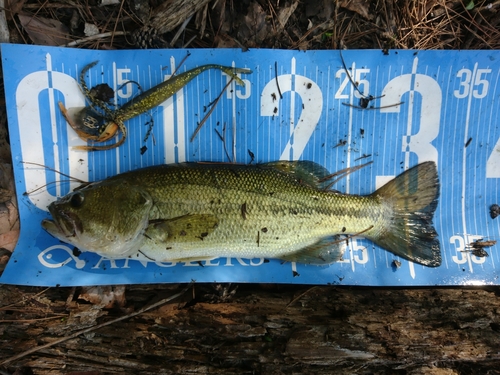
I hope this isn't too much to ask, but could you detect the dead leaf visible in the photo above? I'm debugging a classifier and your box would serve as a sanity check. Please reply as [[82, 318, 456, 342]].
[[275, 0, 300, 34], [4, 0, 27, 20], [0, 230, 19, 251], [0, 164, 19, 249], [214, 33, 245, 48], [0, 117, 12, 164], [340, 0, 373, 20], [84, 23, 99, 37], [0, 248, 11, 275], [18, 13, 70, 46], [306, 0, 334, 20], [0, 188, 12, 204], [78, 286, 127, 309], [238, 2, 269, 46]]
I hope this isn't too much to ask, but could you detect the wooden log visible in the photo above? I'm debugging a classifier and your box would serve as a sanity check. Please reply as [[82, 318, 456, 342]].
[[1, 284, 499, 374]]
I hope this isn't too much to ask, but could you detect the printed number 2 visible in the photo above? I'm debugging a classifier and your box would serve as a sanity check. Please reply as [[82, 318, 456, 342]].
[[261, 74, 323, 160]]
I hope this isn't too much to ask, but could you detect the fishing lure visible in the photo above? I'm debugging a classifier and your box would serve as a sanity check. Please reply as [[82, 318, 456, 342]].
[[59, 61, 252, 151]]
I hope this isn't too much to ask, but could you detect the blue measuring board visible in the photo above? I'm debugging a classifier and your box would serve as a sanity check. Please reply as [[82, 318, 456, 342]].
[[1, 44, 499, 286]]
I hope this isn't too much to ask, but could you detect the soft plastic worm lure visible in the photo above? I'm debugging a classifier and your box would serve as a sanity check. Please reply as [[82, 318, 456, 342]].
[[59, 61, 252, 151]]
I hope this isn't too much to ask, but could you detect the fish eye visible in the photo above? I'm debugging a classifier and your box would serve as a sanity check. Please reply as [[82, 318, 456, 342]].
[[70, 192, 84, 208]]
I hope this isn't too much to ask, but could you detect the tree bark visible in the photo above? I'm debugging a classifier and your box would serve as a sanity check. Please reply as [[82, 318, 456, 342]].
[[1, 284, 499, 374]]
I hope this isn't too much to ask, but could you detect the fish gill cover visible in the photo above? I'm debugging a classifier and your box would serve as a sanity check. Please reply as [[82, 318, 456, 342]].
[[1, 44, 499, 286]]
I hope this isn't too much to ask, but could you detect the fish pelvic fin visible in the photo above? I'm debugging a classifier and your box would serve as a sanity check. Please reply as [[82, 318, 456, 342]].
[[279, 236, 345, 265], [371, 161, 441, 267]]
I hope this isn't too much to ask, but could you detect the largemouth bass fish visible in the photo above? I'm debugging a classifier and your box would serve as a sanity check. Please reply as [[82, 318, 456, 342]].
[[41, 161, 441, 267]]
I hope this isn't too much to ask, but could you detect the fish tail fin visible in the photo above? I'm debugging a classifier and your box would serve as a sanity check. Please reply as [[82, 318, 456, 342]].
[[370, 162, 441, 267]]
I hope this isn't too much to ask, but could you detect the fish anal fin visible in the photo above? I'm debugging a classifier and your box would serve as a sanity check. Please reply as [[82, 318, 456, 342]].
[[146, 214, 219, 243], [279, 236, 345, 265]]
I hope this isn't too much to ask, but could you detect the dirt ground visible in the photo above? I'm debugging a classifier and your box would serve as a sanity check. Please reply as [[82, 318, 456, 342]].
[[1, 1, 500, 374]]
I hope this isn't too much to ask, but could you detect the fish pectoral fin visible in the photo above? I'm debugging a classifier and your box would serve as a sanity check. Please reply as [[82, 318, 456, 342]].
[[146, 214, 219, 242], [263, 161, 332, 189], [279, 236, 346, 265]]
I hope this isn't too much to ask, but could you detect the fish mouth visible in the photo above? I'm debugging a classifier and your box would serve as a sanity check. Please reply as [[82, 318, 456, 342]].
[[42, 203, 83, 239]]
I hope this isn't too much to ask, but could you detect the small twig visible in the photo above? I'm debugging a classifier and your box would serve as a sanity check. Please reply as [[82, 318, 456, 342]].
[[0, 315, 68, 323], [285, 286, 319, 308], [23, 179, 79, 196], [341, 101, 403, 110], [0, 284, 192, 367], [21, 162, 87, 184], [0, 287, 50, 311], [170, 51, 192, 76], [329, 226, 375, 249], [21, 161, 88, 195], [62, 31, 129, 47], [274, 61, 282, 99], [214, 123, 233, 163], [110, 0, 126, 47], [339, 49, 403, 110], [339, 48, 365, 98], [320, 161, 373, 190], [354, 154, 372, 162], [190, 77, 234, 142], [170, 15, 193, 46], [182, 35, 197, 48]]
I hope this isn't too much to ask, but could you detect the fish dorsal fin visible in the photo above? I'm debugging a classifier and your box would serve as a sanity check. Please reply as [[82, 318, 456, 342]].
[[264, 161, 331, 189], [146, 214, 219, 243], [279, 236, 346, 265]]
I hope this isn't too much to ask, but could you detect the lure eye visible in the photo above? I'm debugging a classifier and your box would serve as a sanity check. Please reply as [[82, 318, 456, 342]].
[[70, 192, 84, 208]]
